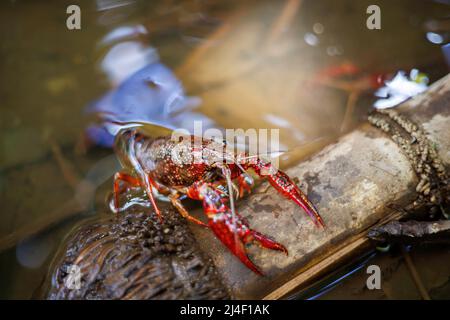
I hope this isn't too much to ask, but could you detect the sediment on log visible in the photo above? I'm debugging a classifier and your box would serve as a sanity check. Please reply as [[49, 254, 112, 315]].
[[45, 206, 230, 300], [189, 74, 450, 299]]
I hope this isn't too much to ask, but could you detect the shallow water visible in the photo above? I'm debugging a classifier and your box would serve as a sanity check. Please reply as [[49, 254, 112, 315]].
[[0, 0, 449, 298]]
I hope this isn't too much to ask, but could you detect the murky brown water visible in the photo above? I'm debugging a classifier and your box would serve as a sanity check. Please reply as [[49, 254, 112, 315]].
[[0, 0, 449, 298]]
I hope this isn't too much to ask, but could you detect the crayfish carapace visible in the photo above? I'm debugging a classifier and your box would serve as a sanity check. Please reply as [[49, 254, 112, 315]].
[[112, 128, 324, 275]]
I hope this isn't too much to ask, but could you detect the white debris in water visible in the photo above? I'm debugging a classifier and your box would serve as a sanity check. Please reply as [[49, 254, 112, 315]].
[[100, 25, 148, 46], [373, 69, 429, 109], [101, 40, 159, 85], [426, 32, 444, 45], [304, 32, 319, 46], [96, 0, 135, 11]]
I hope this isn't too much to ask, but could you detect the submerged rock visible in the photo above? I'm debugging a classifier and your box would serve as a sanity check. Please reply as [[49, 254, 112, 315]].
[[46, 207, 229, 300]]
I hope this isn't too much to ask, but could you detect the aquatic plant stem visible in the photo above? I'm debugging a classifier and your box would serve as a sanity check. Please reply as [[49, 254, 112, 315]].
[[401, 246, 431, 300], [266, 0, 302, 46]]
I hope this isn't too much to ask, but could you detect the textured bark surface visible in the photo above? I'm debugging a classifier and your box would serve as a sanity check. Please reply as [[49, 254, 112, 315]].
[[368, 220, 450, 244], [46, 206, 230, 300], [190, 75, 450, 299]]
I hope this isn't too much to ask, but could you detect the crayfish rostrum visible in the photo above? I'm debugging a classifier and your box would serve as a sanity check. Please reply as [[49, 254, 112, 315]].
[[112, 128, 324, 275]]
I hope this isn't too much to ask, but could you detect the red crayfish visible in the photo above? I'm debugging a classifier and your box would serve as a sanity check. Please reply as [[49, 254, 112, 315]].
[[112, 127, 324, 275]]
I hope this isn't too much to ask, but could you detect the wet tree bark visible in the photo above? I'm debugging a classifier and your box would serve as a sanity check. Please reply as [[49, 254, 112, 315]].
[[189, 74, 450, 299], [45, 207, 230, 300], [368, 220, 450, 244]]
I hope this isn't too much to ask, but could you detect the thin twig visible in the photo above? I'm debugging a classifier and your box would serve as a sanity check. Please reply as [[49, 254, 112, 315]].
[[48, 137, 81, 190], [0, 198, 87, 252], [266, 0, 302, 45], [176, 9, 247, 78], [340, 90, 360, 133], [401, 246, 431, 300]]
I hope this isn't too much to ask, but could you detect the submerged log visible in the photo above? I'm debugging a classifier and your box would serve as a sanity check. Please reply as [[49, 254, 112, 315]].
[[189, 74, 450, 299], [45, 206, 229, 300]]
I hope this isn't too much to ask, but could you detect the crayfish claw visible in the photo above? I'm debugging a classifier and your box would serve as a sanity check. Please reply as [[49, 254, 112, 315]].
[[250, 160, 325, 228], [232, 237, 264, 276], [207, 213, 262, 275]]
